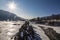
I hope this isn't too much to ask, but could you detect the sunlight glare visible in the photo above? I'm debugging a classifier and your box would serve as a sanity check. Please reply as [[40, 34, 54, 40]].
[[8, 2, 16, 10]]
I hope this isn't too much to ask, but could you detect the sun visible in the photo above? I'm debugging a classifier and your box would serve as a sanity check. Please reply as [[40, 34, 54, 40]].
[[8, 2, 16, 10]]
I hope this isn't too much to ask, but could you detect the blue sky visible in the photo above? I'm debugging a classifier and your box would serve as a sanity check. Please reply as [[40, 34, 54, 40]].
[[0, 0, 60, 19]]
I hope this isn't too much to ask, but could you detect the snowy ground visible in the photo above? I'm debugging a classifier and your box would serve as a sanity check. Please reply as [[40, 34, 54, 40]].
[[31, 24, 50, 40], [0, 21, 25, 40], [0, 21, 60, 40], [36, 24, 60, 34]]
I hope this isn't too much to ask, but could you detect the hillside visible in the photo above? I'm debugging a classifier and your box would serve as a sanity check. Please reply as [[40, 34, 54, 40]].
[[0, 10, 25, 21], [30, 14, 60, 26]]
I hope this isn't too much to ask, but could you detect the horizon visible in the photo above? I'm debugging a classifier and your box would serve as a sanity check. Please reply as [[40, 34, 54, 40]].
[[0, 0, 60, 19]]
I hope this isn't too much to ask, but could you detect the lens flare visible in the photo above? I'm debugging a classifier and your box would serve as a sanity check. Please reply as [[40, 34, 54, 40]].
[[8, 2, 16, 10]]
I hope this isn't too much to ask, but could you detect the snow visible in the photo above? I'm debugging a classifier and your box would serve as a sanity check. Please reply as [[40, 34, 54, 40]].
[[0, 21, 60, 40], [31, 24, 50, 40], [37, 24, 60, 33], [0, 21, 25, 40], [28, 36, 31, 40], [20, 32, 23, 38], [27, 26, 29, 30]]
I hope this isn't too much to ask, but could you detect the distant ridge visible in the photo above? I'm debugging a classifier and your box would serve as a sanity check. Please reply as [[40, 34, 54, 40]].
[[0, 10, 25, 21], [30, 14, 60, 21]]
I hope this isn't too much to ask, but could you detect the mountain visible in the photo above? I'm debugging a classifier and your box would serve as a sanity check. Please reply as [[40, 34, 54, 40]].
[[0, 10, 25, 21], [30, 14, 60, 21], [30, 14, 60, 26], [40, 14, 60, 20]]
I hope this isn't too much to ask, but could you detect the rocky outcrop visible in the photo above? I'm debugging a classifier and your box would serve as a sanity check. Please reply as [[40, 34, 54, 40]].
[[40, 26, 60, 40], [12, 21, 41, 40]]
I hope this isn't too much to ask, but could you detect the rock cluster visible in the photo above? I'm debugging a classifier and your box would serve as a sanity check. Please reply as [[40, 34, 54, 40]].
[[40, 26, 60, 40], [13, 21, 36, 40]]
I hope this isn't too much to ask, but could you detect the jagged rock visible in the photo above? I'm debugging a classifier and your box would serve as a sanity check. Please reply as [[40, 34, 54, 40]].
[[40, 26, 60, 40], [13, 21, 34, 40]]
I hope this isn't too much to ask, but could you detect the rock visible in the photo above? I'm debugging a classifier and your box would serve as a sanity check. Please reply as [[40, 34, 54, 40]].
[[40, 26, 60, 40], [13, 21, 35, 40]]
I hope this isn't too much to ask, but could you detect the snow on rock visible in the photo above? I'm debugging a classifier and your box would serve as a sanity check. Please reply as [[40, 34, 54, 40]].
[[13, 21, 42, 40], [31, 24, 50, 40], [37, 24, 60, 33], [20, 32, 23, 38]]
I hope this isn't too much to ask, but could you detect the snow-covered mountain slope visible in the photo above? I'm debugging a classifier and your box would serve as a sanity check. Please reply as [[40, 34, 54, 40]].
[[0, 10, 25, 21]]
